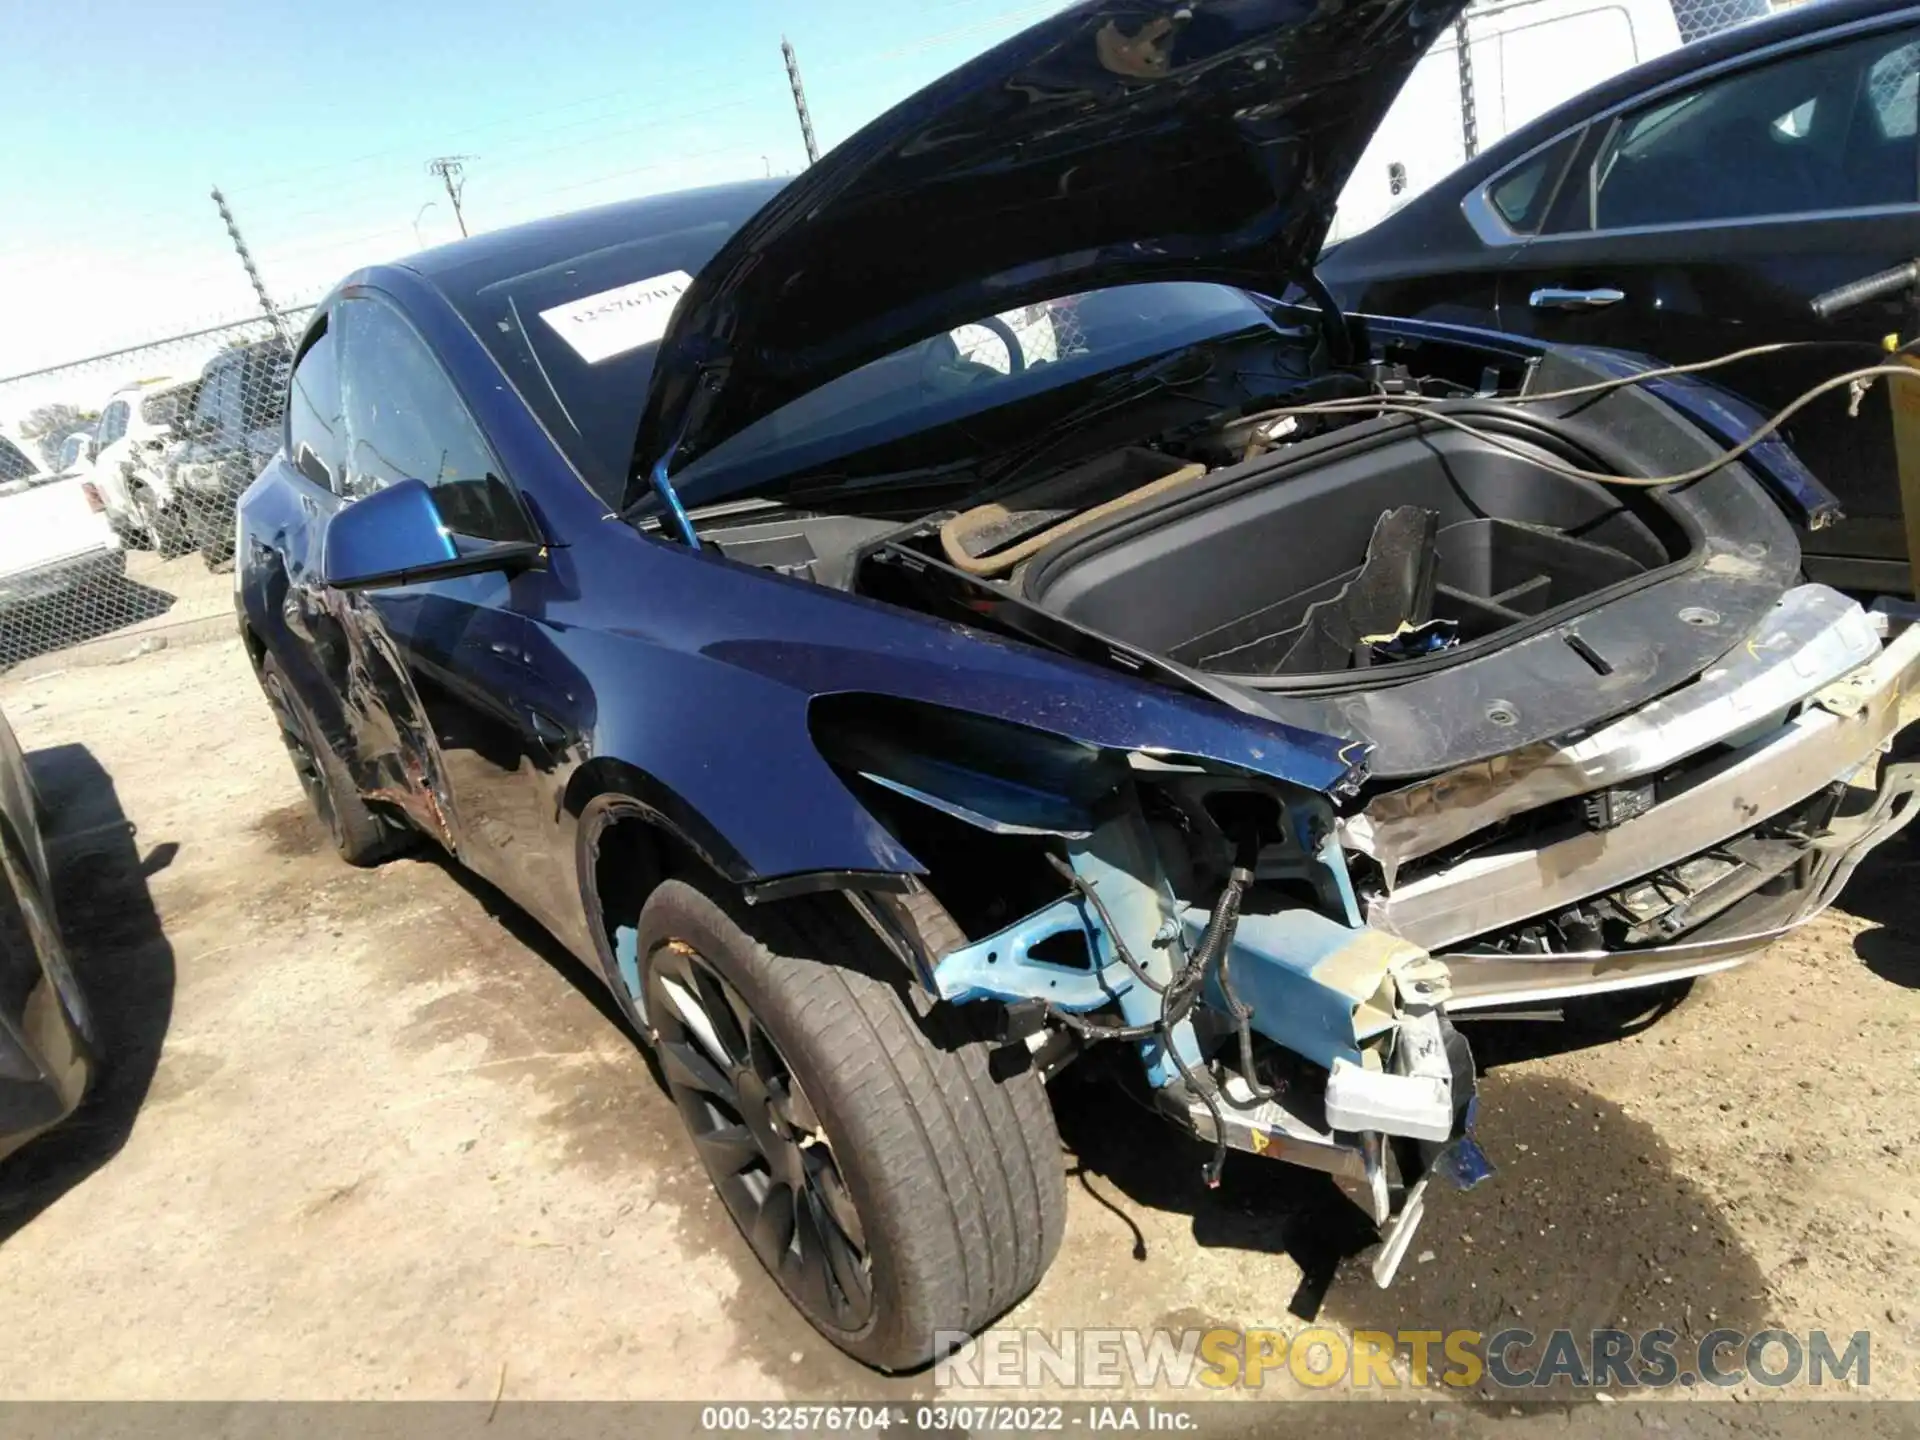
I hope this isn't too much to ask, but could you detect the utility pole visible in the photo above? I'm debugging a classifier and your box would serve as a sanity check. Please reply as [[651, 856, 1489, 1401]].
[[427, 156, 473, 236], [781, 36, 819, 167], [210, 186, 294, 353], [1452, 14, 1478, 161]]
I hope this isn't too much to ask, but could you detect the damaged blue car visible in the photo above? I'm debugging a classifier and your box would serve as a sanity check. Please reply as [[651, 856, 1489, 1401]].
[[237, 0, 1920, 1371]]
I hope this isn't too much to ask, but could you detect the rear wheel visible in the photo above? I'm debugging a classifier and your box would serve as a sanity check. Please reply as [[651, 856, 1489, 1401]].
[[636, 879, 1064, 1371], [258, 653, 406, 867], [183, 491, 235, 569]]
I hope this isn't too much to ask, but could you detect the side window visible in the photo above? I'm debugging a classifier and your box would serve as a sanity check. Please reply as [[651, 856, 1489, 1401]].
[[1577, 27, 1920, 231], [336, 297, 532, 543], [98, 401, 128, 447], [1485, 130, 1584, 235], [287, 323, 345, 492]]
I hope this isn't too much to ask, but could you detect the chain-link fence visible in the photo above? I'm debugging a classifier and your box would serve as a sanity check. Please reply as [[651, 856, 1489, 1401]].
[[0, 308, 308, 674], [1670, 0, 1774, 45], [0, 0, 1796, 687]]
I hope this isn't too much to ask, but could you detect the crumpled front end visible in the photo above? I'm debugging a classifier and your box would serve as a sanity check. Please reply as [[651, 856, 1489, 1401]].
[[1343, 585, 1920, 1009], [815, 700, 1491, 1284]]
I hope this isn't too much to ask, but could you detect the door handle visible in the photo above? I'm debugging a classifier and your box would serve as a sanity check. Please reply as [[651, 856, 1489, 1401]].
[[1530, 286, 1626, 311], [519, 706, 568, 749]]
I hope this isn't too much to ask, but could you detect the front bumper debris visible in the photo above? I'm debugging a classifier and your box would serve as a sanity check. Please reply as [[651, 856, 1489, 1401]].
[[1344, 585, 1920, 1009], [929, 800, 1491, 1285]]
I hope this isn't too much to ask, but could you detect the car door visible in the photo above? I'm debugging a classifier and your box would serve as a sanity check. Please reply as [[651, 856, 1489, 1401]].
[[324, 294, 576, 921], [1494, 14, 1920, 586]]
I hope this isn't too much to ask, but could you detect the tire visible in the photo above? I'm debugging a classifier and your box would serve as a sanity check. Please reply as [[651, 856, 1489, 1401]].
[[258, 653, 406, 867], [637, 878, 1065, 1371], [0, 830, 97, 1059], [182, 492, 234, 570]]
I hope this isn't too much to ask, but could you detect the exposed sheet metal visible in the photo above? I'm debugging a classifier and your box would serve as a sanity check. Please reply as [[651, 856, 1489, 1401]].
[[1369, 617, 1920, 951], [930, 807, 1202, 1084], [1175, 905, 1436, 1069], [1343, 585, 1881, 880]]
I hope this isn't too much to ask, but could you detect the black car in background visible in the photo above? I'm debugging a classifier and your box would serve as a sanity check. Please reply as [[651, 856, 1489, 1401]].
[[0, 707, 94, 1161], [1319, 0, 1920, 592], [171, 338, 291, 568]]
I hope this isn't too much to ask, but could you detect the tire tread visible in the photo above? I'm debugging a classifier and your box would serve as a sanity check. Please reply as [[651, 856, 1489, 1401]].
[[637, 878, 1064, 1370]]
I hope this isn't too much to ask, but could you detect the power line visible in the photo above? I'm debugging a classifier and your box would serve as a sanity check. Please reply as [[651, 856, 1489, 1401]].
[[427, 156, 474, 237]]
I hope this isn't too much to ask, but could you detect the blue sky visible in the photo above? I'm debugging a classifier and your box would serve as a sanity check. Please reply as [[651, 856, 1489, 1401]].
[[0, 0, 1065, 383]]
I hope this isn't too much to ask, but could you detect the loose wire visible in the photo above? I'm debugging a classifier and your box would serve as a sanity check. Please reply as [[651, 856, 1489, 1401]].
[[1241, 361, 1920, 490]]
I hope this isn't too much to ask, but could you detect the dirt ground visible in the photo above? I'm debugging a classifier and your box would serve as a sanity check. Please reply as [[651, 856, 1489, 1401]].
[[0, 618, 1916, 1409]]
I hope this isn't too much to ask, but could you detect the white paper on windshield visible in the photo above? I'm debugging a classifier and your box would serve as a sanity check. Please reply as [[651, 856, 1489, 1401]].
[[538, 270, 694, 364]]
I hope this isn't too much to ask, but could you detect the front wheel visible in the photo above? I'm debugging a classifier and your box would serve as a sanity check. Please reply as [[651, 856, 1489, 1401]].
[[636, 879, 1065, 1371], [183, 491, 235, 569]]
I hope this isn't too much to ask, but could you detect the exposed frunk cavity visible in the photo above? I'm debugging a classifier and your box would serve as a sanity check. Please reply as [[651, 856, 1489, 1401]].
[[1021, 420, 1688, 679]]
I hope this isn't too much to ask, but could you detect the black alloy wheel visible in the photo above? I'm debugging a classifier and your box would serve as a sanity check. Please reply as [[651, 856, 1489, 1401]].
[[261, 663, 345, 853], [256, 654, 402, 865], [649, 937, 874, 1331]]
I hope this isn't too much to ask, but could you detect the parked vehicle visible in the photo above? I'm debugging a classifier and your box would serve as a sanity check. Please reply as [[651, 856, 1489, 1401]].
[[1328, 0, 1689, 243], [1319, 0, 1920, 592], [87, 376, 199, 556], [0, 434, 124, 615], [171, 339, 290, 569], [0, 704, 96, 1161], [238, 0, 1920, 1369]]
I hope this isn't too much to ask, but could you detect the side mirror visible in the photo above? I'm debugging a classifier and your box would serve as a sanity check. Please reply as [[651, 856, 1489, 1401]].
[[321, 477, 543, 590]]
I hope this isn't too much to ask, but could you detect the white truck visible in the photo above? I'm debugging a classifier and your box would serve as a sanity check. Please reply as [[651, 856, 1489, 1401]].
[[0, 432, 126, 626]]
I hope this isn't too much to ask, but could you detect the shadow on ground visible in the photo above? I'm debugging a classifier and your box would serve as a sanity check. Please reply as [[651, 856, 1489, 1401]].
[[0, 743, 175, 1243], [390, 843, 923, 1395], [1834, 825, 1920, 989], [1053, 1033, 1771, 1389], [0, 574, 178, 670]]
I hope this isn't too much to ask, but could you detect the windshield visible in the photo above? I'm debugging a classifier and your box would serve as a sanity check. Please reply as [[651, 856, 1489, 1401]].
[[448, 187, 773, 505], [459, 212, 1270, 510], [668, 283, 1271, 510]]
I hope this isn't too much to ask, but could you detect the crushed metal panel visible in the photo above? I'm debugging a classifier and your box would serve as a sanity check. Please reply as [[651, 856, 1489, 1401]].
[[1342, 585, 1880, 881], [1179, 906, 1433, 1069], [1371, 616, 1920, 950]]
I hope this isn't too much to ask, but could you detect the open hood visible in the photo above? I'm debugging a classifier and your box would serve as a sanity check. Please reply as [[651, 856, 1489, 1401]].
[[625, 0, 1465, 508]]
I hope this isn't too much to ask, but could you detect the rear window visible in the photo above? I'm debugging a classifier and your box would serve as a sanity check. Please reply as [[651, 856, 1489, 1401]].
[[0, 436, 38, 484]]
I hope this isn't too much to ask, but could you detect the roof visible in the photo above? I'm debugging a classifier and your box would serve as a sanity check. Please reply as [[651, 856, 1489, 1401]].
[[396, 179, 788, 315]]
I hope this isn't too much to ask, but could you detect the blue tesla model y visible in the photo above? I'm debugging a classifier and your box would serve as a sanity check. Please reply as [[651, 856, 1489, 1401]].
[[234, 0, 1920, 1368]]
